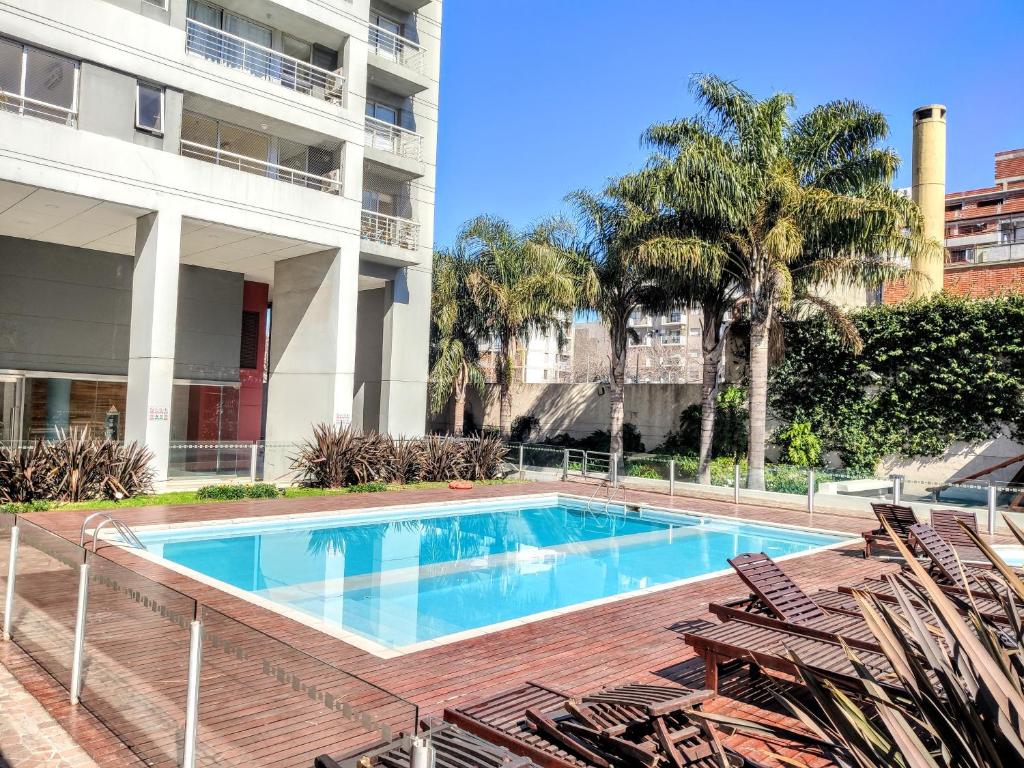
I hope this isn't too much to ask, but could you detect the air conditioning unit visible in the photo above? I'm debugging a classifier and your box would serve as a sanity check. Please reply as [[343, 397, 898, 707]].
[[325, 69, 345, 102]]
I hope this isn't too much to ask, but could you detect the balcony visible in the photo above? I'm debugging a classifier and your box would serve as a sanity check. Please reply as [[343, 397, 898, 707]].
[[367, 25, 429, 96], [0, 38, 79, 127], [181, 141, 343, 194], [185, 19, 345, 104], [0, 93, 78, 127], [947, 242, 1024, 266], [364, 116, 423, 160], [361, 210, 419, 251]]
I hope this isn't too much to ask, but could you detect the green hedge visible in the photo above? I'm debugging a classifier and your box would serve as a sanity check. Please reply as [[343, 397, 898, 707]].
[[196, 483, 280, 501]]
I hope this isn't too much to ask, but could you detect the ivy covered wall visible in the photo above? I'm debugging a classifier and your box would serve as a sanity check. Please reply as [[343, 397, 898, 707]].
[[770, 294, 1024, 470]]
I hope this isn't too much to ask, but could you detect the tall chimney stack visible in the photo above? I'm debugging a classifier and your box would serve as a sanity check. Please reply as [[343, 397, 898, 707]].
[[911, 104, 947, 296]]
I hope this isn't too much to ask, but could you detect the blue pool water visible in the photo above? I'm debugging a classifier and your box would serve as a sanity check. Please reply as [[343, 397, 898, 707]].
[[136, 497, 846, 650]]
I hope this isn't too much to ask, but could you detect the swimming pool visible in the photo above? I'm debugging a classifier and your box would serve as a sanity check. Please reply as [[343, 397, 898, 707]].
[[131, 495, 849, 655]]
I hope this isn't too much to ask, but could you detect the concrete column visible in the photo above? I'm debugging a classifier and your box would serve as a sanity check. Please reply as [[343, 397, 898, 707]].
[[45, 379, 71, 438], [378, 266, 430, 436], [125, 209, 182, 481], [264, 248, 359, 464], [911, 104, 947, 296], [352, 287, 386, 434]]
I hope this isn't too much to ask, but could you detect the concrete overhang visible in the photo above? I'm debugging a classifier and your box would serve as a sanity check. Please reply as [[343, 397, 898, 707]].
[[359, 238, 421, 268], [367, 56, 431, 97], [384, 0, 433, 11], [363, 151, 425, 181]]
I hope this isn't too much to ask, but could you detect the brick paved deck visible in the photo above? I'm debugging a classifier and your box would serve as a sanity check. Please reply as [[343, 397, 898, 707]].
[[0, 482, 922, 767]]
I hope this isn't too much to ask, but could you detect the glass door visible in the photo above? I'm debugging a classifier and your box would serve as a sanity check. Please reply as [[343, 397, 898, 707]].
[[0, 376, 24, 445]]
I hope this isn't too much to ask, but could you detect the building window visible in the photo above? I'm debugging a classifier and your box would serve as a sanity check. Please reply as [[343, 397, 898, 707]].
[[136, 82, 164, 134], [0, 37, 79, 125]]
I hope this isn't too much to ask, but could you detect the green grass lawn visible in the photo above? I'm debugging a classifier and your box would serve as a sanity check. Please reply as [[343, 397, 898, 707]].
[[1, 479, 523, 514]]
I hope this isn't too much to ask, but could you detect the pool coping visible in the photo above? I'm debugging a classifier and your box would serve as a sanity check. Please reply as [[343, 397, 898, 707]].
[[103, 492, 862, 659]]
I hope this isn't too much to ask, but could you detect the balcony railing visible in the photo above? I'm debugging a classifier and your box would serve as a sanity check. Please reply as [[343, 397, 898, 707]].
[[368, 24, 425, 73], [947, 242, 1024, 265], [361, 210, 419, 250], [186, 19, 345, 103], [364, 116, 423, 160], [0, 91, 77, 127], [180, 140, 343, 194]]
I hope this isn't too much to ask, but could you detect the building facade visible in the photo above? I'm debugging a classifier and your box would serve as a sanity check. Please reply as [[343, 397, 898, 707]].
[[625, 307, 704, 384], [0, 0, 441, 480]]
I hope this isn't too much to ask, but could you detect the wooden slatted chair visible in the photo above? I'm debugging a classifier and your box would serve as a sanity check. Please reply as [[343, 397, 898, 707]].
[[318, 722, 541, 768], [907, 523, 1005, 593], [929, 509, 987, 563], [727, 553, 827, 624], [445, 680, 757, 768], [862, 503, 920, 557]]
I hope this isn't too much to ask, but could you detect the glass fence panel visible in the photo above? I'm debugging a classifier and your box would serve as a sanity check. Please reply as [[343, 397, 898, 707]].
[[0, 513, 13, 631], [262, 442, 301, 485], [518, 444, 567, 475], [196, 606, 419, 768], [168, 443, 254, 481], [10, 519, 83, 689], [623, 454, 673, 486], [80, 551, 197, 768]]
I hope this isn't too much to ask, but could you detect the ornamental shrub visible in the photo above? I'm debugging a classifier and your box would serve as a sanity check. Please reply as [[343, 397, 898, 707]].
[[196, 483, 280, 501], [771, 294, 1024, 471], [626, 463, 662, 479]]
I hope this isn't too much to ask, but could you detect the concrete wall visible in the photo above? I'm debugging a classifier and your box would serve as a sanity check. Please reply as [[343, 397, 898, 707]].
[[881, 436, 1024, 485], [0, 236, 242, 381], [431, 383, 702, 449]]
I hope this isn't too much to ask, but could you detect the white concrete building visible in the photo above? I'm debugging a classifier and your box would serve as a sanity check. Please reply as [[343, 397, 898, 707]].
[[0, 0, 441, 481], [626, 307, 704, 383]]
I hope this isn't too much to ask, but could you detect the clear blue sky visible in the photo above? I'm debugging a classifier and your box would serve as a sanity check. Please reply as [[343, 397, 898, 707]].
[[433, 0, 1024, 249]]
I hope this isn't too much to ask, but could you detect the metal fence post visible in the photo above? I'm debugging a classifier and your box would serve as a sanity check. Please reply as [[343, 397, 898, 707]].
[[518, 444, 524, 480], [2, 523, 19, 641], [69, 562, 90, 704], [583, 452, 588, 479], [611, 453, 618, 488], [182, 618, 203, 768], [562, 449, 569, 481], [891, 474, 903, 505], [807, 468, 815, 515], [733, 463, 740, 504], [249, 442, 258, 483], [987, 482, 998, 535], [669, 460, 676, 498]]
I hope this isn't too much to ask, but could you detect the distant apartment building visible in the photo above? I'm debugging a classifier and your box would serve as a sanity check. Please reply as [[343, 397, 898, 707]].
[[0, 0, 442, 480], [479, 320, 573, 384], [941, 148, 1024, 296], [625, 307, 704, 384]]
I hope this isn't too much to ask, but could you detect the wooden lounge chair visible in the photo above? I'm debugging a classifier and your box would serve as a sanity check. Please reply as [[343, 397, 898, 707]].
[[907, 523, 1014, 594], [862, 502, 920, 557], [445, 680, 755, 768], [317, 722, 541, 768], [684, 619, 902, 694], [836, 576, 1012, 625], [929, 509, 987, 563]]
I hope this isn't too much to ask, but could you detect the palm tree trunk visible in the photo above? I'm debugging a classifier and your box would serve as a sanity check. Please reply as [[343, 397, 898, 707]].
[[452, 368, 467, 436], [498, 336, 515, 438], [609, 322, 627, 462], [697, 324, 724, 485], [747, 317, 770, 491]]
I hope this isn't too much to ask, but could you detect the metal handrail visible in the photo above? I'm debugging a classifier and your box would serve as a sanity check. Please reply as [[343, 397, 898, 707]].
[[180, 139, 343, 194], [364, 116, 423, 160], [0, 91, 78, 127], [360, 209, 420, 250], [185, 19, 345, 101], [368, 24, 425, 73], [80, 512, 146, 551]]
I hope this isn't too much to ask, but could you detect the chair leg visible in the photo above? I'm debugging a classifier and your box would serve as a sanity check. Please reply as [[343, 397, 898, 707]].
[[703, 651, 720, 692]]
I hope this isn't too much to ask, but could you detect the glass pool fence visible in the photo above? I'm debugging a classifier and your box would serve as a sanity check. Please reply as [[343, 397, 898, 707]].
[[0, 515, 418, 768]]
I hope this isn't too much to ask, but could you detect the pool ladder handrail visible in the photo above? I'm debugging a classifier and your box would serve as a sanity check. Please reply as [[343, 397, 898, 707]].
[[79, 512, 147, 552], [587, 477, 626, 517]]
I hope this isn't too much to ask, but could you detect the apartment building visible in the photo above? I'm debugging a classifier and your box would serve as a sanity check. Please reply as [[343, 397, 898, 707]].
[[625, 307, 704, 384], [0, 0, 442, 480], [478, 322, 573, 385], [941, 148, 1024, 296]]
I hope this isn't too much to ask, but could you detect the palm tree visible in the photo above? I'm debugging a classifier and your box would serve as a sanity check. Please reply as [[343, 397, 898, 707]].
[[429, 246, 485, 435], [639, 75, 929, 490], [459, 216, 577, 438], [560, 189, 682, 460]]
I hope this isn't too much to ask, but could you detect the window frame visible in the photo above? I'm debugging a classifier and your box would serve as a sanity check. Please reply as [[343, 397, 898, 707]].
[[135, 81, 165, 135]]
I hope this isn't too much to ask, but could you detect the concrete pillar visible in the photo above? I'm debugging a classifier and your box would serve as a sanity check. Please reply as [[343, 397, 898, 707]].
[[125, 209, 182, 481], [911, 104, 947, 296], [352, 287, 386, 433], [45, 379, 71, 438], [264, 248, 359, 466], [378, 267, 430, 436]]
